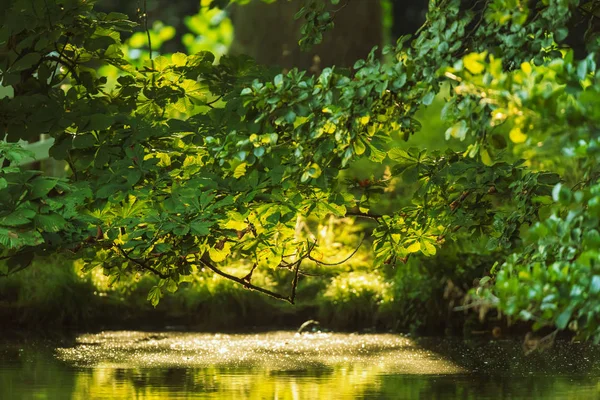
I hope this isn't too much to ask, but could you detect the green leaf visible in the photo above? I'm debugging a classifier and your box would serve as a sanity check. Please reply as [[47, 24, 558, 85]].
[[537, 173, 560, 185], [88, 114, 114, 131], [584, 230, 600, 249], [11, 52, 41, 71], [480, 148, 493, 166], [190, 220, 212, 236], [30, 177, 58, 199], [577, 60, 588, 80], [147, 286, 162, 307], [274, 74, 284, 88], [166, 278, 178, 293], [172, 224, 190, 236], [126, 170, 142, 185], [367, 143, 387, 163], [556, 307, 573, 330], [479, 276, 491, 286], [420, 239, 437, 256], [402, 166, 419, 183], [590, 276, 600, 294], [73, 133, 97, 149], [97, 184, 124, 199], [554, 27, 568, 42], [387, 148, 413, 162], [445, 120, 468, 141], [253, 147, 265, 158], [0, 208, 36, 226], [552, 183, 572, 204], [422, 91, 435, 106], [318, 202, 346, 217], [353, 138, 366, 155], [34, 213, 68, 232]]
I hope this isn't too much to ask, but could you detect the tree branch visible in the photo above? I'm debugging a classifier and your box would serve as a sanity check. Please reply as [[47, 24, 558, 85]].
[[199, 241, 318, 304], [289, 252, 301, 304], [117, 245, 169, 279], [308, 239, 363, 266], [346, 211, 382, 221], [200, 254, 292, 302], [205, 95, 223, 109]]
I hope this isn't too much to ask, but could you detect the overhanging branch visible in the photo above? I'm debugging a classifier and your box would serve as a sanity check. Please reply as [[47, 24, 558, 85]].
[[198, 241, 318, 304], [117, 245, 169, 279], [199, 254, 293, 302]]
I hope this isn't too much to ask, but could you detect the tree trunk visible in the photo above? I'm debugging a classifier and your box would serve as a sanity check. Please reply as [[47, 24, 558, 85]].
[[230, 0, 382, 70]]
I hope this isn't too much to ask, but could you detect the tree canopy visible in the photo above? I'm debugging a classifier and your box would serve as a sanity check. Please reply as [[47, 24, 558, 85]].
[[1, 0, 600, 340]]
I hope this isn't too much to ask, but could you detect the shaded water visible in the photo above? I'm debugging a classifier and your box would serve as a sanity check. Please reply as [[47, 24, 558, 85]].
[[2, 331, 600, 399]]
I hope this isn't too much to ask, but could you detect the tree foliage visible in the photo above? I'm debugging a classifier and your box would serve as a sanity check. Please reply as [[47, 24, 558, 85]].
[[1, 0, 600, 339]]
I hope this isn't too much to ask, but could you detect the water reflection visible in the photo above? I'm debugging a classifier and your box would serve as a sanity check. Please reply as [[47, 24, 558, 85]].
[[56, 331, 461, 373], [1, 332, 600, 399]]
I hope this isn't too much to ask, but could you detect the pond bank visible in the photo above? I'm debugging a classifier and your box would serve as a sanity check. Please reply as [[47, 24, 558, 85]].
[[0, 257, 514, 338]]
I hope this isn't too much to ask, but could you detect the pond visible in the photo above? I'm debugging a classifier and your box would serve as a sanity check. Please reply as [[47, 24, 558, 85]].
[[2, 331, 600, 399]]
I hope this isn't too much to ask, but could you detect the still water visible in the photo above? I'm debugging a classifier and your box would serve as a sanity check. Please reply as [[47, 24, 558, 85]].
[[2, 331, 600, 399]]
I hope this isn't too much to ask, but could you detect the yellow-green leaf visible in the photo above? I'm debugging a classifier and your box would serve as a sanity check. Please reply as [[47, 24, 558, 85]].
[[480, 148, 493, 166], [183, 155, 203, 167], [353, 138, 366, 155], [407, 241, 421, 253], [463, 52, 486, 75], [154, 56, 170, 72], [222, 212, 247, 230], [209, 242, 232, 262], [509, 127, 527, 143], [233, 162, 247, 179], [420, 239, 437, 256], [156, 152, 171, 167], [172, 52, 187, 67], [257, 247, 283, 269]]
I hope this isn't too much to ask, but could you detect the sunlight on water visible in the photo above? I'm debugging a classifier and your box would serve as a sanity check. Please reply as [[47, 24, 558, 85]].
[[3, 332, 600, 399], [56, 331, 463, 374]]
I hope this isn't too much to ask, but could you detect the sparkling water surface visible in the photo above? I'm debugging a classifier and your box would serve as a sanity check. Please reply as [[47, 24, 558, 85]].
[[2, 331, 600, 399]]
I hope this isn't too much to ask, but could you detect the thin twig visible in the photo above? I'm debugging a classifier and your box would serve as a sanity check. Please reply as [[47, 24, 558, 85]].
[[42, 0, 54, 28], [331, 0, 350, 14], [297, 268, 336, 277], [200, 255, 291, 301], [50, 36, 69, 85], [308, 239, 363, 266], [199, 241, 317, 304], [43, 55, 81, 84], [346, 211, 382, 221], [143, 0, 154, 71], [241, 262, 258, 283], [117, 245, 169, 279], [205, 95, 223, 108], [289, 252, 301, 304]]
